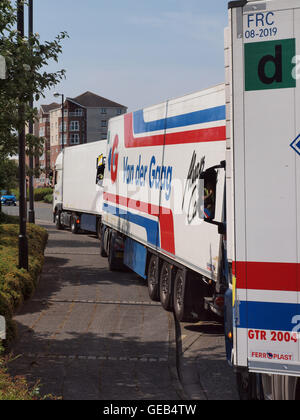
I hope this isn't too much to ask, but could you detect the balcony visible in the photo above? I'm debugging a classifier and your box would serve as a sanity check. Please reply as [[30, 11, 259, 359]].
[[69, 111, 84, 117]]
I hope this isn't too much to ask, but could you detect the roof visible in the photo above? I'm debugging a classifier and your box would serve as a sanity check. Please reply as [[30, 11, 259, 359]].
[[40, 102, 60, 113], [69, 91, 126, 109]]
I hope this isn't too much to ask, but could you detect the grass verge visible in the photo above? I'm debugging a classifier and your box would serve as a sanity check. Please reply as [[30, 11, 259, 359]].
[[0, 212, 48, 399]]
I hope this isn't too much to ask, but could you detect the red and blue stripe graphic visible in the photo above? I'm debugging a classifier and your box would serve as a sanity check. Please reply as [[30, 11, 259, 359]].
[[234, 261, 300, 332], [238, 301, 300, 332], [104, 106, 226, 253], [103, 203, 160, 248], [103, 193, 175, 255], [124, 106, 226, 148]]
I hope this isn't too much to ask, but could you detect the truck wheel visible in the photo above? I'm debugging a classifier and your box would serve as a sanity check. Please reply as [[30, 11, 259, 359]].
[[236, 371, 264, 400], [55, 211, 63, 230], [71, 215, 79, 234], [173, 269, 191, 322], [108, 231, 124, 271], [159, 262, 173, 311], [147, 254, 160, 302], [99, 226, 108, 257], [96, 219, 102, 240]]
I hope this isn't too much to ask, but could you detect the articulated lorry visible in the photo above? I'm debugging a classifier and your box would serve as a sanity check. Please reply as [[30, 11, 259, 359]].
[[99, 0, 300, 399], [53, 140, 106, 235]]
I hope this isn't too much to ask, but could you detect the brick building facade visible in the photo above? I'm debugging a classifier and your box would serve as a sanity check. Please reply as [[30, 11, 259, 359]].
[[48, 91, 127, 172]]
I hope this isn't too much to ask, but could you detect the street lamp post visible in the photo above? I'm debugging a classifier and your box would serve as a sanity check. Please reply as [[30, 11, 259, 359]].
[[28, 0, 35, 224], [54, 92, 65, 150], [17, 0, 28, 270]]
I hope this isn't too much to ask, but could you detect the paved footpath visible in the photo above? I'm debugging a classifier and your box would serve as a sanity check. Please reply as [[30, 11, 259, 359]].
[[8, 221, 181, 400], [176, 318, 239, 400], [4, 203, 239, 400]]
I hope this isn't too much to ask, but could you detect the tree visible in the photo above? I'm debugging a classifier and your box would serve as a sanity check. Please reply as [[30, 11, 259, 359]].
[[0, 158, 18, 193], [0, 0, 68, 159]]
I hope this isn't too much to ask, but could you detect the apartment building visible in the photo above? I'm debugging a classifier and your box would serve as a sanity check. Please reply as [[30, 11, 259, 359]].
[[49, 91, 127, 170], [38, 103, 59, 182], [25, 102, 59, 187]]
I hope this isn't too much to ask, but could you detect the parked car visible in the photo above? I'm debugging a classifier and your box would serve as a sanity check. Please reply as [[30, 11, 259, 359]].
[[0, 193, 17, 206]]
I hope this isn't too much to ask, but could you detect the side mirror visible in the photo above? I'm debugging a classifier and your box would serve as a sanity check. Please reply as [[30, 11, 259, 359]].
[[96, 155, 106, 186], [199, 160, 226, 235]]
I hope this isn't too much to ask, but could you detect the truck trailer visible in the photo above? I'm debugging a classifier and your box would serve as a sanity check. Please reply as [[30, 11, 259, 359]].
[[53, 140, 106, 236], [226, 0, 300, 400], [100, 84, 227, 322], [100, 0, 300, 399]]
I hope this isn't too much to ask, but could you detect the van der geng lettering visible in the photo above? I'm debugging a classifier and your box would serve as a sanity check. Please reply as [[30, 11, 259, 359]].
[[123, 154, 173, 200]]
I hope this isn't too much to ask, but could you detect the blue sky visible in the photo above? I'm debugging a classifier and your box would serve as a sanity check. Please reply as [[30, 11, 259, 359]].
[[32, 0, 229, 112]]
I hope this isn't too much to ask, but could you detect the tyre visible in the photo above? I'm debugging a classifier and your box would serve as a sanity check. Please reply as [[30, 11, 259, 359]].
[[236, 371, 264, 400], [99, 225, 108, 257], [71, 215, 79, 234], [96, 219, 102, 240], [173, 269, 192, 322], [108, 231, 124, 271], [55, 211, 63, 230], [159, 262, 173, 311], [147, 254, 160, 302]]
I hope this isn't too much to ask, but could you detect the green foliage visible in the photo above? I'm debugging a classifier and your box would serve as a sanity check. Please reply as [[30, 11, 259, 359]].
[[10, 187, 53, 202], [0, 212, 18, 225], [43, 193, 53, 204], [0, 0, 69, 159], [0, 357, 41, 400], [0, 222, 48, 344], [0, 158, 18, 192], [33, 187, 53, 202]]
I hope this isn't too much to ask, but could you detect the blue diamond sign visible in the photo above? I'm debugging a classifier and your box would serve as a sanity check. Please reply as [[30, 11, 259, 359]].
[[290, 134, 300, 156]]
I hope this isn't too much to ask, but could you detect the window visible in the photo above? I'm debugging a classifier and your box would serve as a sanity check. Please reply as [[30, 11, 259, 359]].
[[69, 109, 83, 117], [39, 127, 45, 137], [101, 120, 107, 128], [69, 121, 79, 131], [101, 108, 107, 114], [203, 168, 217, 220], [96, 154, 105, 185], [70, 133, 80, 144], [59, 134, 67, 145], [59, 122, 67, 132], [101, 133, 107, 140], [117, 108, 122, 115]]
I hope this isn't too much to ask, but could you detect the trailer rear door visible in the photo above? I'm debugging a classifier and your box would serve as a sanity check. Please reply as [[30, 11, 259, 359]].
[[229, 0, 300, 375]]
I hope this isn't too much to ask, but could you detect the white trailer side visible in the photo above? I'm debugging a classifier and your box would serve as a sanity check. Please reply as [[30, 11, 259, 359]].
[[101, 86, 227, 320], [53, 140, 106, 234]]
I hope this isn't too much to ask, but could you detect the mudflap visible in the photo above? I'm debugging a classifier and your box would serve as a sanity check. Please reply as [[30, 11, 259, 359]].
[[124, 238, 147, 279]]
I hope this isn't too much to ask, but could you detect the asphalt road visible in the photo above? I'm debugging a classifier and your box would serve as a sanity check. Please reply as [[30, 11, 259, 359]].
[[3, 202, 238, 400], [2, 201, 53, 223]]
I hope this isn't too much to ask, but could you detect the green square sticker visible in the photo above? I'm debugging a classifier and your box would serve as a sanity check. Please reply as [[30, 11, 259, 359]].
[[245, 38, 296, 91]]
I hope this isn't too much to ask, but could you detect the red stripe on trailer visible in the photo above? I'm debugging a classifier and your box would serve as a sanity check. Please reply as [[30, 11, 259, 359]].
[[124, 113, 226, 148], [235, 261, 299, 292], [103, 192, 175, 255]]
